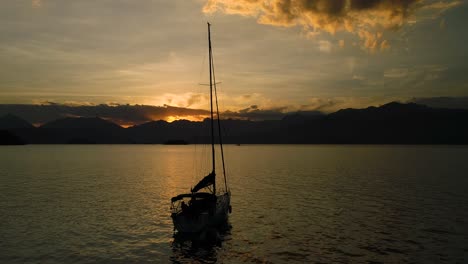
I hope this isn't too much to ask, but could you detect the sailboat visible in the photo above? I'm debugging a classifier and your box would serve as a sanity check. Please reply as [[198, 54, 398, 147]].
[[170, 23, 231, 234]]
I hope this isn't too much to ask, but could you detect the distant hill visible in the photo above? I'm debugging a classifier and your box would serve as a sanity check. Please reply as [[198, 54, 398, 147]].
[[0, 130, 25, 145], [328, 102, 433, 121], [35, 117, 131, 144], [1, 102, 468, 144], [315, 102, 468, 144], [41, 117, 122, 130], [0, 114, 34, 144], [127, 119, 210, 144], [0, 114, 34, 130]]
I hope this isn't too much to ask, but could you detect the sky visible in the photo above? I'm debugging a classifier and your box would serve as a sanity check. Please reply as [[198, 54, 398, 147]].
[[1, 0, 467, 124]]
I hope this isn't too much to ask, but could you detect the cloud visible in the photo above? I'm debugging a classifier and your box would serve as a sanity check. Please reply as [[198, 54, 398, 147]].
[[186, 93, 209, 107], [32, 0, 42, 8], [223, 105, 290, 120], [439, 18, 446, 29], [352, 74, 365, 80], [203, 0, 462, 52], [383, 65, 448, 86], [153, 93, 209, 108], [422, 1, 463, 13], [384, 68, 409, 78], [338, 39, 345, 48], [318, 40, 332, 53]]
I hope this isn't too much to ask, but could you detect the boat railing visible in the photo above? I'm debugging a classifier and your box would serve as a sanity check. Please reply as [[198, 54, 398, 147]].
[[171, 201, 182, 214]]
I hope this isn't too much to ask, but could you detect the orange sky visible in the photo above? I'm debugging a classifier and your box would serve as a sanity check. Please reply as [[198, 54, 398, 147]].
[[0, 0, 467, 119]]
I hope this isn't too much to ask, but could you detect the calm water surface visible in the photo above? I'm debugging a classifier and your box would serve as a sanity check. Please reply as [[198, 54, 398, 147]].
[[1, 145, 467, 263]]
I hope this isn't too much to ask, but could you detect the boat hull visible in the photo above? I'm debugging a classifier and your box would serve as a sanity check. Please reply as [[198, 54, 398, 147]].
[[172, 192, 230, 233]]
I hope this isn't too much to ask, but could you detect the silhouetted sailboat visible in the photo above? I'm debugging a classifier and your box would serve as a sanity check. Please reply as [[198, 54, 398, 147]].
[[170, 23, 231, 233]]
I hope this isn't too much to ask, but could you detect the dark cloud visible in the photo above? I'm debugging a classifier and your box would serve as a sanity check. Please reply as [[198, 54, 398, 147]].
[[223, 109, 286, 120], [350, 0, 381, 10], [0, 103, 319, 126], [2, 97, 467, 127], [224, 105, 291, 120], [205, 0, 421, 29], [0, 103, 210, 127], [204, 0, 461, 52], [186, 93, 208, 107]]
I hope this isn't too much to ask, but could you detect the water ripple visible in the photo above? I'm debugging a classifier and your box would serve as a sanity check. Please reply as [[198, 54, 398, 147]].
[[1, 145, 468, 263]]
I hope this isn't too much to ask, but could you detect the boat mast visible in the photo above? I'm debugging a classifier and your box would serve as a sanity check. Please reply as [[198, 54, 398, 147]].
[[208, 22, 216, 195], [211, 45, 228, 193]]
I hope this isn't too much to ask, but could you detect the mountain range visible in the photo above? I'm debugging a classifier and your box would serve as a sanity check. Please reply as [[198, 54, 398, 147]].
[[1, 102, 467, 145]]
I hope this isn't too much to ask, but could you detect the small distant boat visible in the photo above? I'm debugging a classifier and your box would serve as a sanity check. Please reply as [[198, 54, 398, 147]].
[[170, 23, 231, 233]]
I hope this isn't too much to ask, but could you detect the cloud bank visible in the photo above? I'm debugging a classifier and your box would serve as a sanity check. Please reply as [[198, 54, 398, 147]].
[[2, 96, 468, 127], [0, 104, 210, 127], [0, 103, 300, 126], [203, 0, 462, 52]]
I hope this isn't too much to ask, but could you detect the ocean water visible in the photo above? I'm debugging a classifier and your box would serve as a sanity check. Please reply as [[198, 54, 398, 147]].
[[0, 145, 467, 263]]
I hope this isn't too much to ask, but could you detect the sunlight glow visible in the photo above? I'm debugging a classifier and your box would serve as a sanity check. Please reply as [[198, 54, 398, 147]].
[[165, 115, 208, 123]]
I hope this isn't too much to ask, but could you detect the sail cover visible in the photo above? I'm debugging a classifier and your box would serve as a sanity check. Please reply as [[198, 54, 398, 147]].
[[171, 192, 214, 202], [191, 172, 215, 193]]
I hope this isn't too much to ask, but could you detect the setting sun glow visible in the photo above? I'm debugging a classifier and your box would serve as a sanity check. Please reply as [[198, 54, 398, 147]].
[[165, 115, 208, 123]]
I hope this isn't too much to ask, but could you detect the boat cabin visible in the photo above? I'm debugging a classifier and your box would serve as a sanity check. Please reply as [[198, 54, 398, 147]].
[[171, 192, 217, 216]]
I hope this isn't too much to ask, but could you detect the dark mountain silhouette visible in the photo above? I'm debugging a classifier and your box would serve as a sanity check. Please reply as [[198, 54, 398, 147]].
[[0, 114, 35, 144], [328, 102, 430, 121], [127, 119, 207, 144], [41, 116, 122, 129], [37, 117, 131, 144], [0, 114, 34, 130], [316, 102, 468, 144], [0, 130, 25, 145], [13, 117, 131, 144], [1, 102, 468, 144]]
